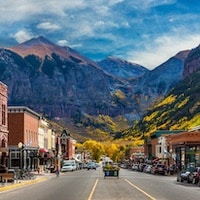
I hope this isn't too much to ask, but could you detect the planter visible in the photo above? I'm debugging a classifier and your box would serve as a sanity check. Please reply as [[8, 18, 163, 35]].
[[104, 170, 119, 178]]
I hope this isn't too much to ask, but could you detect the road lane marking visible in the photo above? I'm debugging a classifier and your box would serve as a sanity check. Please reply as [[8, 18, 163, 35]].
[[125, 178, 156, 200], [88, 178, 99, 200]]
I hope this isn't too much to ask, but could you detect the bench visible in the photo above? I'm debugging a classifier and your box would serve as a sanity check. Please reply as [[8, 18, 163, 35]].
[[0, 173, 15, 183]]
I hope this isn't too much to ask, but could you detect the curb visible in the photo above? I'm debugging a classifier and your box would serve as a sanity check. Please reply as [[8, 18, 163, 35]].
[[0, 177, 48, 192]]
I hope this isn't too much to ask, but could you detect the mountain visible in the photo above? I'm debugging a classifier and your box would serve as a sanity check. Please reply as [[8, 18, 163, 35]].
[[97, 56, 148, 78], [121, 45, 200, 139], [126, 50, 190, 117], [1, 40, 133, 117], [183, 44, 200, 78], [0, 36, 194, 141], [9, 36, 98, 66]]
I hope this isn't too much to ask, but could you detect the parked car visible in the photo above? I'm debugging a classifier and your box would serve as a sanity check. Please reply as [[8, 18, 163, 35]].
[[138, 163, 147, 172], [87, 162, 96, 170], [132, 164, 139, 171], [143, 165, 152, 173], [177, 167, 196, 183], [61, 162, 76, 172], [151, 164, 167, 175], [188, 167, 200, 184]]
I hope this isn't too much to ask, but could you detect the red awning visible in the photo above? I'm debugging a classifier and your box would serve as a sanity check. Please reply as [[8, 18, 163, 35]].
[[39, 148, 47, 154], [152, 158, 160, 162]]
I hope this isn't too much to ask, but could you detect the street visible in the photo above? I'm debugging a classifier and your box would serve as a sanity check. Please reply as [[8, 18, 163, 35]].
[[0, 167, 200, 200]]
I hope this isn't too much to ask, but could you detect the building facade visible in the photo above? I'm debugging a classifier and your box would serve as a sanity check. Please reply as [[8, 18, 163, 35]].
[[8, 106, 41, 170], [144, 129, 200, 169], [170, 130, 200, 169], [0, 82, 9, 165]]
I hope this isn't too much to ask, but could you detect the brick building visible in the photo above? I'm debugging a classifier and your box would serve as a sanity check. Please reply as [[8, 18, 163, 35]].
[[0, 81, 9, 165], [58, 129, 76, 160], [8, 106, 41, 170]]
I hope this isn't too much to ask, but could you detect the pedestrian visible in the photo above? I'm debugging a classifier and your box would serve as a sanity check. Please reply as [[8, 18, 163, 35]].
[[37, 166, 40, 174], [55, 165, 60, 177]]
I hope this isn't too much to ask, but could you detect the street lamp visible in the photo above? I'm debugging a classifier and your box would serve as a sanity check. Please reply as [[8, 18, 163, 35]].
[[18, 142, 23, 169]]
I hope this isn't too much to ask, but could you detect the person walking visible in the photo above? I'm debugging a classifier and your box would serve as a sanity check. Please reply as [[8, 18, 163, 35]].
[[55, 164, 60, 178]]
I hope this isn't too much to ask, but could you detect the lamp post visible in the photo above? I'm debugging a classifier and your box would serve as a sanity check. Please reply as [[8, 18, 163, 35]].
[[18, 142, 23, 169]]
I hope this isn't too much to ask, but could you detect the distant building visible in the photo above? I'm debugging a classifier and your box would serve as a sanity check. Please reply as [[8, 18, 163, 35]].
[[0, 81, 9, 165], [58, 129, 76, 160]]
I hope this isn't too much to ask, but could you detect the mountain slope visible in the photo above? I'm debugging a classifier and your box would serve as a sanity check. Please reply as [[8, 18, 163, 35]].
[[97, 56, 148, 78], [122, 46, 200, 139]]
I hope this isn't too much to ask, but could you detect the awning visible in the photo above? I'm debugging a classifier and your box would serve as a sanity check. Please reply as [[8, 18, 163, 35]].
[[39, 148, 48, 154], [152, 157, 161, 162]]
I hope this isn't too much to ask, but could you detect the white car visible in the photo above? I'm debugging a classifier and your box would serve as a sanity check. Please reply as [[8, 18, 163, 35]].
[[61, 163, 76, 172], [132, 164, 139, 171]]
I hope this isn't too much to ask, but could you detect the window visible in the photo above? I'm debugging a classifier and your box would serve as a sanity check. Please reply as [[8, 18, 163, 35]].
[[2, 104, 6, 125]]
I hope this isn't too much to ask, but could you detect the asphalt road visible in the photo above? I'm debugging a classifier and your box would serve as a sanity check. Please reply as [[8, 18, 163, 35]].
[[0, 167, 200, 200]]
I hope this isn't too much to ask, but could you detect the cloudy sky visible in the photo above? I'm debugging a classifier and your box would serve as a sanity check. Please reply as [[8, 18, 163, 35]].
[[0, 0, 200, 69]]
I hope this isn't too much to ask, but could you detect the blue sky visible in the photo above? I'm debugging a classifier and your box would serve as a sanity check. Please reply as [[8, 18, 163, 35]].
[[1, 0, 200, 69]]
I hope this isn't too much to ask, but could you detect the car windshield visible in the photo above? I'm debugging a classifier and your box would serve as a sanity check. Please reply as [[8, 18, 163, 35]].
[[63, 163, 71, 166], [88, 162, 95, 166]]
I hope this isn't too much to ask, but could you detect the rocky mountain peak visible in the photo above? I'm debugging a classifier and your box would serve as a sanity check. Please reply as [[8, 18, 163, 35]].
[[8, 36, 58, 58], [174, 50, 190, 61], [8, 36, 98, 67]]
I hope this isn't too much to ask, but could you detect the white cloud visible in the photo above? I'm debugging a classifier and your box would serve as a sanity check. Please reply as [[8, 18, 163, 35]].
[[37, 22, 60, 31], [57, 40, 69, 46], [128, 0, 176, 9], [0, 0, 86, 23], [12, 30, 34, 43], [128, 33, 200, 69]]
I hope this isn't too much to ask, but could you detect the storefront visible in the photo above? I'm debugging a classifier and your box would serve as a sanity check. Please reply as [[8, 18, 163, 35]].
[[8, 145, 39, 170], [171, 131, 200, 170]]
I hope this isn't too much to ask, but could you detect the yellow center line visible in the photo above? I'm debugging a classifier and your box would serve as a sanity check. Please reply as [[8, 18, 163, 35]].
[[88, 178, 99, 200], [125, 178, 156, 200]]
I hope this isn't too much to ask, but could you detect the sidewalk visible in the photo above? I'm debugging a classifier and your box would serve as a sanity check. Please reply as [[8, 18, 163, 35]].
[[0, 171, 55, 192]]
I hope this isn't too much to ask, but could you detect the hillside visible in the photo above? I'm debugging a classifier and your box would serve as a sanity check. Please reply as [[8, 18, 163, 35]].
[[122, 45, 200, 139]]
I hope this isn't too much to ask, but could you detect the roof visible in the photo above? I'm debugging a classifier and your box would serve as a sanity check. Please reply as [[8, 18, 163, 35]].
[[150, 130, 185, 139], [8, 106, 41, 118]]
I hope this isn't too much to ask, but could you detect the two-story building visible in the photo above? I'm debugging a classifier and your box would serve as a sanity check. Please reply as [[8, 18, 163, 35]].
[[8, 106, 41, 170]]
